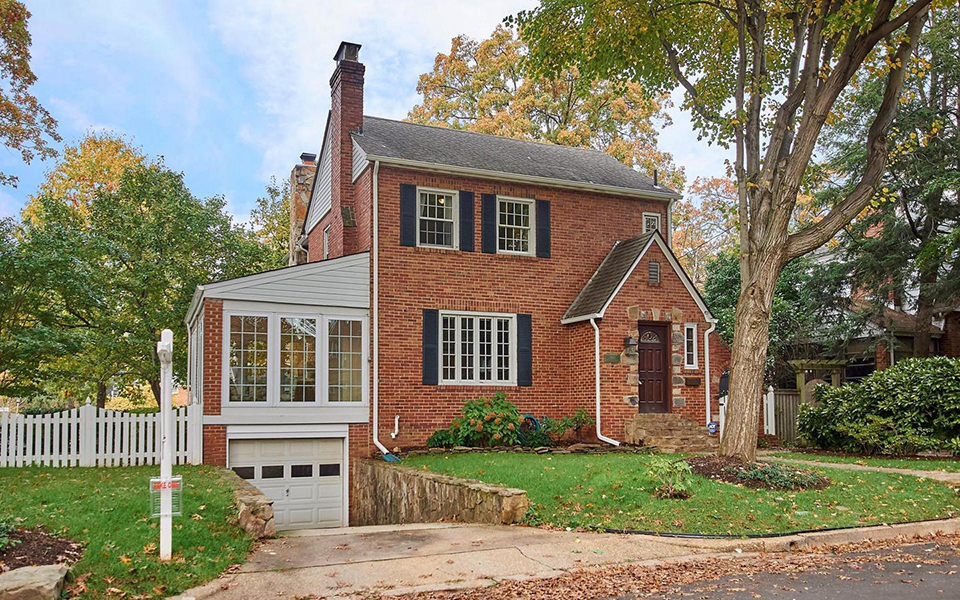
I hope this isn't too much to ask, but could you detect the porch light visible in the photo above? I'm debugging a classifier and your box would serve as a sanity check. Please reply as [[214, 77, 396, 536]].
[[624, 336, 638, 351]]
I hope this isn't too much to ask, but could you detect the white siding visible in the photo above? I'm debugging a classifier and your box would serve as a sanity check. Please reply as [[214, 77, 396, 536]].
[[204, 253, 369, 308], [351, 140, 368, 182], [305, 123, 333, 234]]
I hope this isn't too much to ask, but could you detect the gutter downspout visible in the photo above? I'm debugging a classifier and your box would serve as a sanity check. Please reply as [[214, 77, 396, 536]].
[[371, 160, 389, 456], [590, 318, 620, 446], [703, 319, 718, 426]]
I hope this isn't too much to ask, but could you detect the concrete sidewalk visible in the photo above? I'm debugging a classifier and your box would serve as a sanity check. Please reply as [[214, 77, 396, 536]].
[[172, 523, 727, 600]]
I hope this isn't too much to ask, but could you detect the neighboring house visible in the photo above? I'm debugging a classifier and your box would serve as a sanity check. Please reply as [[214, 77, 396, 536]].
[[184, 42, 730, 531]]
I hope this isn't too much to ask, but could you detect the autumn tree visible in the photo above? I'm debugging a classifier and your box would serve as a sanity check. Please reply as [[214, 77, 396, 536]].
[[409, 25, 684, 191], [249, 176, 292, 268], [516, 0, 932, 460], [673, 177, 738, 285], [0, 0, 60, 186]]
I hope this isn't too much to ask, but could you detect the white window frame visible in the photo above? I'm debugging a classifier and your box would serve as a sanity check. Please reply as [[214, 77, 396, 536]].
[[642, 212, 662, 234], [322, 225, 330, 259], [684, 323, 698, 369], [438, 310, 518, 386], [496, 196, 536, 256], [416, 187, 459, 250], [222, 310, 368, 407]]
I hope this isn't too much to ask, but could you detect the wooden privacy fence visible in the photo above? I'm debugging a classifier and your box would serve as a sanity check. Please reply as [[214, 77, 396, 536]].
[[773, 389, 802, 444], [0, 402, 201, 468]]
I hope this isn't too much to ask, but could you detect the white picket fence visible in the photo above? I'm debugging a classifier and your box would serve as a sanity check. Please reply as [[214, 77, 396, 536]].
[[0, 402, 201, 468]]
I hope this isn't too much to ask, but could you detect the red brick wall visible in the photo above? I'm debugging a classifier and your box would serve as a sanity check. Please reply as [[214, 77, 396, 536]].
[[375, 165, 689, 447], [200, 298, 225, 465], [329, 59, 364, 258]]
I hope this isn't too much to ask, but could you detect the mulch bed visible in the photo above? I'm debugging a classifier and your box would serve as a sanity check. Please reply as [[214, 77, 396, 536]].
[[0, 529, 83, 572], [686, 455, 830, 491]]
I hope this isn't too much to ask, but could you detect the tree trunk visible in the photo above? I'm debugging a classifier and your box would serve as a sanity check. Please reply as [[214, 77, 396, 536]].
[[719, 248, 782, 462], [96, 381, 107, 409], [913, 262, 937, 357], [149, 378, 161, 407]]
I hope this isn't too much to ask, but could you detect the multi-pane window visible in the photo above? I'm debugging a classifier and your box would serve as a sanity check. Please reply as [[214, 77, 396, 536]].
[[228, 315, 269, 402], [280, 318, 317, 402], [643, 212, 662, 233], [684, 324, 698, 369], [418, 189, 456, 248], [328, 319, 363, 402], [440, 312, 514, 384], [497, 198, 533, 254]]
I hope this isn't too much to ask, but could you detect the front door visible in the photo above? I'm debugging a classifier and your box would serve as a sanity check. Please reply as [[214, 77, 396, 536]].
[[636, 322, 669, 413]]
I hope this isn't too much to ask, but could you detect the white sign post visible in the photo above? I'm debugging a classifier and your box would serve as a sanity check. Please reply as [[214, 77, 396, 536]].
[[156, 329, 175, 561]]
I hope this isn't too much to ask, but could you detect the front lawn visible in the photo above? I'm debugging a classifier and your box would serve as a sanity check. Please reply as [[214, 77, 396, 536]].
[[771, 451, 960, 473], [0, 465, 252, 599], [405, 452, 960, 535]]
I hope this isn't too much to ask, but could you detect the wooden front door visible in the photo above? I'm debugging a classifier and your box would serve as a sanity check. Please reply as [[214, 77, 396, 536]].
[[636, 322, 669, 413]]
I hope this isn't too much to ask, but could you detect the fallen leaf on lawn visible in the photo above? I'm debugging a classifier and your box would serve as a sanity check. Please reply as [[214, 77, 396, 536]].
[[119, 556, 131, 565]]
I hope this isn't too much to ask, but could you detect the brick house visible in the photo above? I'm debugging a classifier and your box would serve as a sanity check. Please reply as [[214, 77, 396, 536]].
[[184, 42, 730, 530]]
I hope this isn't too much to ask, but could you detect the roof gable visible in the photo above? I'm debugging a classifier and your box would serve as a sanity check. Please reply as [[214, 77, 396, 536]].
[[562, 231, 713, 324], [351, 116, 679, 199]]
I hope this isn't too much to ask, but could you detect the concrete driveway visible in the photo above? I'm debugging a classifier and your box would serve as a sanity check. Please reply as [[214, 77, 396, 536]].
[[172, 523, 727, 599]]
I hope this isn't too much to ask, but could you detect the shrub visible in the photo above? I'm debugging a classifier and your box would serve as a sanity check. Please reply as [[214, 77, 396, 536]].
[[426, 428, 458, 448], [450, 393, 521, 447], [566, 407, 595, 440], [729, 463, 828, 490], [798, 357, 960, 455], [647, 457, 693, 499], [0, 517, 20, 553]]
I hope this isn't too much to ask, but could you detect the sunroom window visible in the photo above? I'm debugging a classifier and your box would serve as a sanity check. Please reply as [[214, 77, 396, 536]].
[[228, 315, 269, 402], [280, 318, 317, 402], [328, 319, 363, 402], [440, 312, 515, 385]]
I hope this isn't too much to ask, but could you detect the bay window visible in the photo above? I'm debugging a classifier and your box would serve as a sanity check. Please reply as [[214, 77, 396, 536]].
[[440, 311, 515, 385]]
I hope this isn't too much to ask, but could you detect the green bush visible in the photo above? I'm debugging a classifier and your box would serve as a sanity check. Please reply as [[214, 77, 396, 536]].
[[798, 357, 960, 455], [450, 393, 521, 447], [0, 516, 20, 552], [647, 457, 693, 499], [426, 428, 458, 448]]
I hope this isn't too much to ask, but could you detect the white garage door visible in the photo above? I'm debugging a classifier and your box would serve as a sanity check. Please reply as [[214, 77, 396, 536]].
[[228, 438, 344, 530]]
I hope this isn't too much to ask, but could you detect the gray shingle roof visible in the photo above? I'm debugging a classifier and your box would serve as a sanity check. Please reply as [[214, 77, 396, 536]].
[[351, 116, 678, 197], [563, 233, 656, 322]]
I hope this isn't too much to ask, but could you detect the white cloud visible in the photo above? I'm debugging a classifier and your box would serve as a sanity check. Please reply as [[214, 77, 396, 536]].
[[208, 0, 537, 183]]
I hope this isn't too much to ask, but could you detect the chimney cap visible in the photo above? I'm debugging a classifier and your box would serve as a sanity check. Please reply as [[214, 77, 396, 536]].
[[334, 41, 362, 62], [300, 152, 317, 164]]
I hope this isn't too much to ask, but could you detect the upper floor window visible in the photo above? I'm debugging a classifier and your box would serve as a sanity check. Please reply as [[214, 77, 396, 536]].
[[643, 212, 662, 234], [440, 311, 516, 385], [684, 323, 698, 369], [228, 316, 269, 403], [418, 189, 457, 249], [322, 226, 330, 259], [498, 197, 534, 255]]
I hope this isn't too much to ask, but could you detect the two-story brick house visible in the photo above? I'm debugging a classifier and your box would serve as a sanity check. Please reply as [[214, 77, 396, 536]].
[[185, 42, 730, 531]]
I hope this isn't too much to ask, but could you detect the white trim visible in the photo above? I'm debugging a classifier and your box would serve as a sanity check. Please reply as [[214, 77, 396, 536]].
[[642, 212, 662, 234], [415, 187, 459, 250], [495, 196, 536, 256], [684, 323, 698, 369], [371, 160, 389, 456], [438, 310, 518, 386], [560, 231, 714, 324], [666, 198, 675, 249], [358, 153, 681, 201], [703, 320, 717, 426]]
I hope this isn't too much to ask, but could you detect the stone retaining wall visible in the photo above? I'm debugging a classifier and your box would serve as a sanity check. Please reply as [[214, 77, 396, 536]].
[[222, 470, 276, 539], [352, 459, 529, 526]]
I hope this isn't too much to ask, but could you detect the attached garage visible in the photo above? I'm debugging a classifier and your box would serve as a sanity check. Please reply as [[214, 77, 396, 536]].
[[229, 438, 345, 530]]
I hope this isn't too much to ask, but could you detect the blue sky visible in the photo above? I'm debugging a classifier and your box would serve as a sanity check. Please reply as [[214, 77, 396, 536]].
[[0, 0, 728, 223]]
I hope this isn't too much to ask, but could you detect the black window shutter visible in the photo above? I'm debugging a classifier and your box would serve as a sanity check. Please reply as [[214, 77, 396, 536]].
[[517, 313, 532, 386], [459, 191, 474, 252], [400, 184, 417, 247], [481, 194, 497, 254], [535, 200, 551, 258], [422, 309, 439, 385]]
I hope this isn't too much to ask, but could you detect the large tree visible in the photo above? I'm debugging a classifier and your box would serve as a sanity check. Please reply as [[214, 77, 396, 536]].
[[516, 0, 931, 460], [818, 6, 960, 355], [0, 0, 59, 186], [409, 24, 685, 191]]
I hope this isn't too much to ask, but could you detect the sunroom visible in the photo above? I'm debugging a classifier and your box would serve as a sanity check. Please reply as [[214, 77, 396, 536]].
[[184, 251, 370, 530]]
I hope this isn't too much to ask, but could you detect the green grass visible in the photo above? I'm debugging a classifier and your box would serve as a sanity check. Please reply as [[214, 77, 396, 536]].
[[0, 465, 253, 599], [405, 452, 960, 536], [771, 451, 960, 473]]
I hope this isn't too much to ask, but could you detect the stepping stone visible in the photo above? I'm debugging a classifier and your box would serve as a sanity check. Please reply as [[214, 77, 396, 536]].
[[0, 564, 70, 600]]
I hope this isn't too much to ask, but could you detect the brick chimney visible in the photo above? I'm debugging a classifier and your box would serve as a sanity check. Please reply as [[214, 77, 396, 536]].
[[330, 41, 364, 256], [288, 152, 316, 265]]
